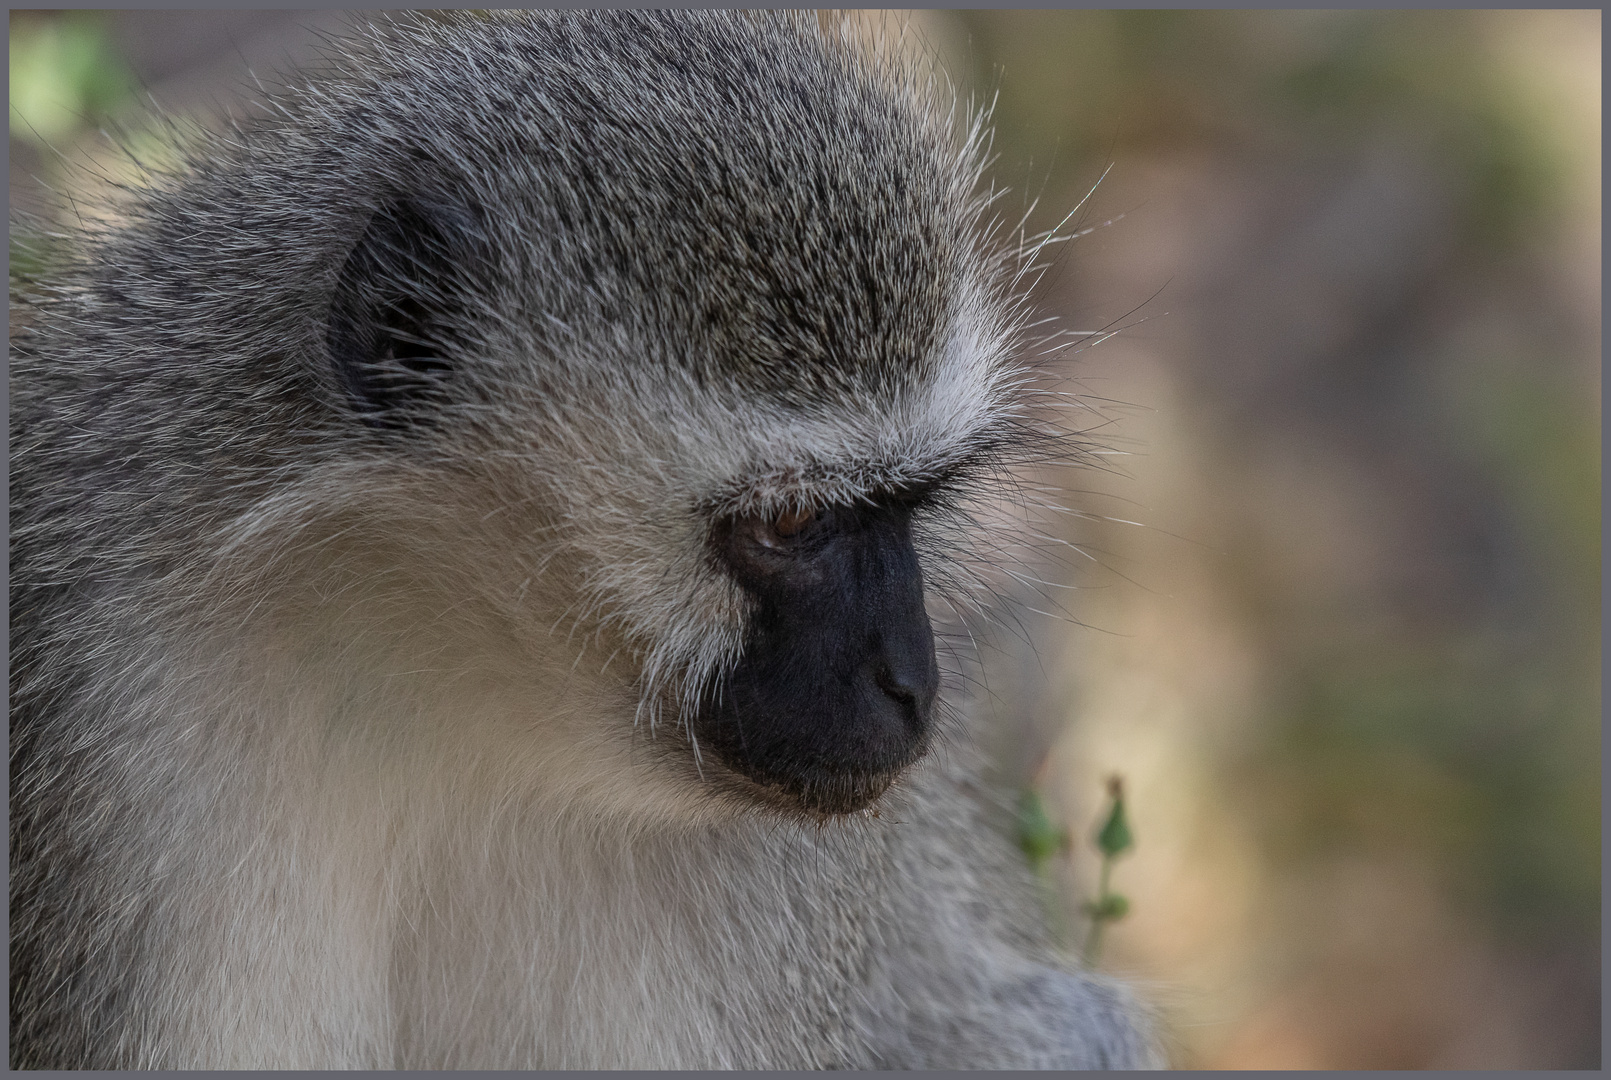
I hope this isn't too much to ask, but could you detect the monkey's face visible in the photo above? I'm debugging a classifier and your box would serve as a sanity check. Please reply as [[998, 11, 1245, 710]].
[[322, 199, 1008, 819], [303, 12, 1030, 819]]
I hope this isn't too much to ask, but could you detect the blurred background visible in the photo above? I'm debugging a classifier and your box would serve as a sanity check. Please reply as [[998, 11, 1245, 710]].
[[11, 9, 1601, 1069]]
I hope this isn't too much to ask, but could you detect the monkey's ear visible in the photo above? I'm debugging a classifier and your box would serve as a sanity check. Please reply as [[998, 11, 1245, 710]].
[[327, 197, 486, 429]]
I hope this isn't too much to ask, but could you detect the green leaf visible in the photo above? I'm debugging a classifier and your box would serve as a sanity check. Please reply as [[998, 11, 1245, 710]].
[[1082, 893, 1130, 921], [1095, 775, 1134, 858], [1016, 787, 1069, 869]]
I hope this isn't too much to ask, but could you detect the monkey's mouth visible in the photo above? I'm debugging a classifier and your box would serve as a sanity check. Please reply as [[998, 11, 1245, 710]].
[[707, 751, 917, 817]]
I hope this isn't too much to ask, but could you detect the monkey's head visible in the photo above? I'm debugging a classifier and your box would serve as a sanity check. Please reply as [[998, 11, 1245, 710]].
[[111, 13, 1042, 819]]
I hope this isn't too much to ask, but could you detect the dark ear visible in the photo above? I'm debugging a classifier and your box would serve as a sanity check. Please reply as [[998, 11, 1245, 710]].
[[328, 196, 487, 428]]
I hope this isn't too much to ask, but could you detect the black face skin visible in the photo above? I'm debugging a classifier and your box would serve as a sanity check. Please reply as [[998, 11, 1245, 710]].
[[698, 496, 941, 815]]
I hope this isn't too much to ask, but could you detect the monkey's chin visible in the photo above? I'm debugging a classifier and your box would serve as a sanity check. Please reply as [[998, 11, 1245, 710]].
[[710, 760, 905, 819]]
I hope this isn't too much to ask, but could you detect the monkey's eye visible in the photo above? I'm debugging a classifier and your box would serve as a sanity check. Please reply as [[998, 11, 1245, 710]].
[[769, 507, 817, 541], [721, 507, 829, 568], [750, 506, 821, 550]]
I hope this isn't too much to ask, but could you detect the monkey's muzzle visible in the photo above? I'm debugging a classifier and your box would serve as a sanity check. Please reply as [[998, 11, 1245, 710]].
[[698, 500, 940, 814]]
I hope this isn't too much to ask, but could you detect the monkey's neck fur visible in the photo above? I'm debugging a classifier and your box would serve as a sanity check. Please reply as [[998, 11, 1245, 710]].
[[49, 514, 972, 1068]]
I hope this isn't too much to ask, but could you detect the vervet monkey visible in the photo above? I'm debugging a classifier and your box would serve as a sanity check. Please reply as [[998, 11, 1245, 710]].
[[10, 11, 1159, 1068]]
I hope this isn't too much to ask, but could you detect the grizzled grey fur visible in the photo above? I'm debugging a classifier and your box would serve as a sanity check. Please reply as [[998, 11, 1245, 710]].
[[10, 10, 1160, 1068]]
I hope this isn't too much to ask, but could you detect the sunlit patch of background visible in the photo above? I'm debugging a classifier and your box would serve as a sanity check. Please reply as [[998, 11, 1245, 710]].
[[11, 10, 1599, 1068]]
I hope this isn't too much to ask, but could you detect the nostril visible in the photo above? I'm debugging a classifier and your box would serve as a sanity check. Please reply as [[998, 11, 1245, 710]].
[[876, 664, 919, 706], [876, 652, 938, 714]]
